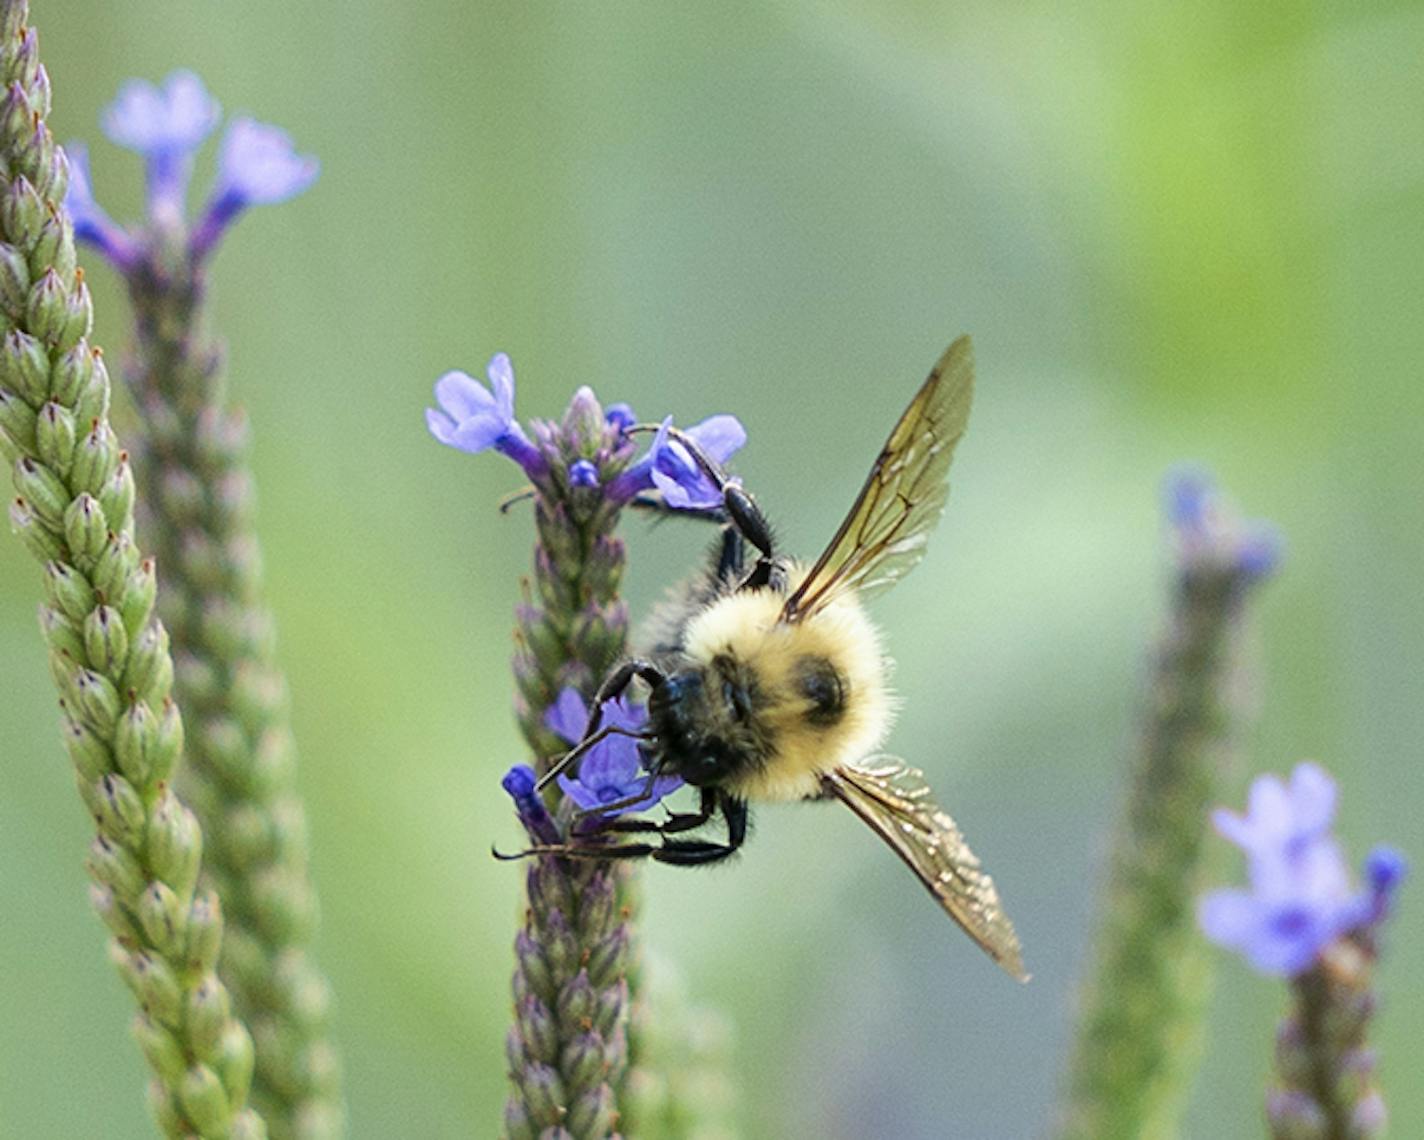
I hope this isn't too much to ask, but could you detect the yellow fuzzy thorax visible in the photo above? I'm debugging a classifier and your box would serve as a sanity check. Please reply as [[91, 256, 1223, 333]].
[[680, 567, 893, 802]]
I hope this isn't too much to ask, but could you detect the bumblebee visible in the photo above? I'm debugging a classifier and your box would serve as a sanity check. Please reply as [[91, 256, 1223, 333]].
[[528, 337, 1024, 979]]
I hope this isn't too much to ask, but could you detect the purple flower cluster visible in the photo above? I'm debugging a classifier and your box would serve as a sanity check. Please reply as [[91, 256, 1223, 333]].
[[425, 351, 746, 506], [65, 70, 317, 267], [1165, 466, 1282, 581], [1199, 763, 1406, 976]]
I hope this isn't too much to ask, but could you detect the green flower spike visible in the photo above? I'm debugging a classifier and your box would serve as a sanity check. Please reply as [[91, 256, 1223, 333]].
[[0, 5, 264, 1136]]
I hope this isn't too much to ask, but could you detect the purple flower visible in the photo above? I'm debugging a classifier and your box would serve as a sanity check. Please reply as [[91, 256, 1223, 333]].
[[1165, 466, 1282, 581], [190, 117, 319, 259], [1210, 761, 1336, 868], [1199, 763, 1403, 976], [61, 143, 139, 270], [545, 687, 681, 816], [425, 353, 546, 478], [101, 71, 220, 219], [604, 403, 636, 433], [568, 459, 600, 488], [609, 413, 747, 509], [501, 763, 559, 845]]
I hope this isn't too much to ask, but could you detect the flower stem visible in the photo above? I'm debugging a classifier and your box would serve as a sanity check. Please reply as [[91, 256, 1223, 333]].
[[1058, 475, 1277, 1139], [0, 7, 264, 1135], [118, 227, 342, 1138]]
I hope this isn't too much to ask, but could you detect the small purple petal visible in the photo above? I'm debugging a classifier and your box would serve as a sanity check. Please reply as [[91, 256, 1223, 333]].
[[190, 117, 318, 258], [569, 460, 600, 487], [487, 353, 515, 420], [685, 414, 747, 463], [1199, 890, 1258, 944], [434, 370, 499, 421], [545, 688, 590, 745], [425, 358, 518, 458]]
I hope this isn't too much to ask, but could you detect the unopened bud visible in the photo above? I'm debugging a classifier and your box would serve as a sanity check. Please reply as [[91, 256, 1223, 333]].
[[137, 880, 187, 957], [62, 493, 107, 564], [83, 604, 129, 674], [146, 788, 203, 899], [0, 240, 29, 318], [131, 1012, 186, 1086], [69, 421, 119, 496], [72, 666, 120, 735], [91, 528, 137, 600], [178, 1063, 231, 1135], [121, 620, 174, 706], [9, 496, 62, 561], [13, 455, 67, 527], [0, 329, 49, 404]]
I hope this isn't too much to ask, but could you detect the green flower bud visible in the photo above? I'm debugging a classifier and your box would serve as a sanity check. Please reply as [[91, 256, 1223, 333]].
[[24, 266, 68, 345], [557, 969, 597, 1033], [158, 465, 204, 522], [62, 493, 107, 565], [3, 27, 40, 89], [1, 329, 51, 405], [50, 341, 93, 407], [228, 1110, 266, 1140], [34, 400, 76, 477], [214, 1022, 256, 1108], [185, 976, 233, 1058], [60, 713, 112, 781], [0, 176, 42, 254], [85, 832, 145, 899], [127, 950, 185, 1029], [13, 455, 67, 527], [28, 211, 74, 283], [137, 880, 187, 957], [119, 557, 158, 638], [91, 528, 138, 602], [83, 604, 129, 674], [89, 888, 142, 948], [0, 422, 20, 463], [132, 1013, 187, 1087], [145, 1079, 186, 1139], [69, 420, 120, 496], [75, 348, 109, 427], [559, 1032, 605, 1093], [565, 1084, 615, 1138], [145, 788, 203, 900], [151, 698, 183, 784], [185, 890, 225, 972], [0, 383, 37, 449], [0, 239, 29, 318], [113, 699, 157, 786], [42, 560, 95, 622], [516, 1063, 567, 1130], [72, 666, 121, 735], [91, 771, 147, 847], [9, 496, 63, 561], [178, 1063, 232, 1135], [591, 978, 624, 1037], [38, 603, 84, 660], [54, 272, 93, 354], [504, 1099, 537, 1140], [122, 621, 174, 707], [517, 996, 560, 1066], [98, 455, 135, 534], [583, 927, 630, 991]]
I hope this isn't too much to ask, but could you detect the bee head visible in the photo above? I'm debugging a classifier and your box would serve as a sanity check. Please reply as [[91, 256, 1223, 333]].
[[648, 666, 749, 786]]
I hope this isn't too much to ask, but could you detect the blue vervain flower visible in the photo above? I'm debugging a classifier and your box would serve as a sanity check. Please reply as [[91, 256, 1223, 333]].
[[502, 764, 560, 845], [545, 687, 681, 816], [425, 352, 546, 478], [190, 117, 320, 259], [1166, 465, 1282, 581], [608, 413, 747, 509], [101, 70, 220, 220], [66, 71, 317, 267], [1199, 763, 1405, 976]]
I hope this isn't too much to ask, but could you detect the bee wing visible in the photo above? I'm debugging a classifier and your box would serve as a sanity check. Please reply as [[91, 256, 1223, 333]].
[[780, 336, 974, 623], [823, 758, 1027, 981]]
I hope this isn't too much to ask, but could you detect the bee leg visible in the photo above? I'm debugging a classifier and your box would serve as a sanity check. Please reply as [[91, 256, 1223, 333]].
[[538, 661, 666, 792], [594, 787, 718, 836], [493, 842, 660, 863], [651, 792, 747, 865], [628, 492, 728, 525]]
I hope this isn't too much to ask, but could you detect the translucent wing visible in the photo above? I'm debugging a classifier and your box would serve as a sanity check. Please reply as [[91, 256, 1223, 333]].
[[822, 758, 1027, 981], [781, 336, 974, 623]]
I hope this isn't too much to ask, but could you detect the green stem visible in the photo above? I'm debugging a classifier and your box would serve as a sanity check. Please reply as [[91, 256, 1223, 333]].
[[120, 230, 342, 1139], [0, 6, 263, 1136], [1059, 559, 1267, 1139]]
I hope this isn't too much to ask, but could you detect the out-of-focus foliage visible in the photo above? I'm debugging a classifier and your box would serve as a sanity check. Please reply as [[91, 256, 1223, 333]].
[[2, 2, 1420, 1136]]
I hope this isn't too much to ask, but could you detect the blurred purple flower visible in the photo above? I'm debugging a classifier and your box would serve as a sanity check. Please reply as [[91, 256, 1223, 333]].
[[190, 117, 319, 258], [101, 70, 220, 218], [545, 687, 680, 817], [1200, 763, 1406, 976], [1165, 465, 1282, 581], [604, 403, 636, 433], [62, 143, 139, 270], [609, 413, 746, 509], [425, 353, 546, 478]]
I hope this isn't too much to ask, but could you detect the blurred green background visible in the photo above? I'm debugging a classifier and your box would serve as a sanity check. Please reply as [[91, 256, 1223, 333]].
[[3, 1, 1421, 1136]]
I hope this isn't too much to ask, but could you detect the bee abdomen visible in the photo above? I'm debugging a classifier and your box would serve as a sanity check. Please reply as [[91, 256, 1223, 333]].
[[795, 655, 846, 727]]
